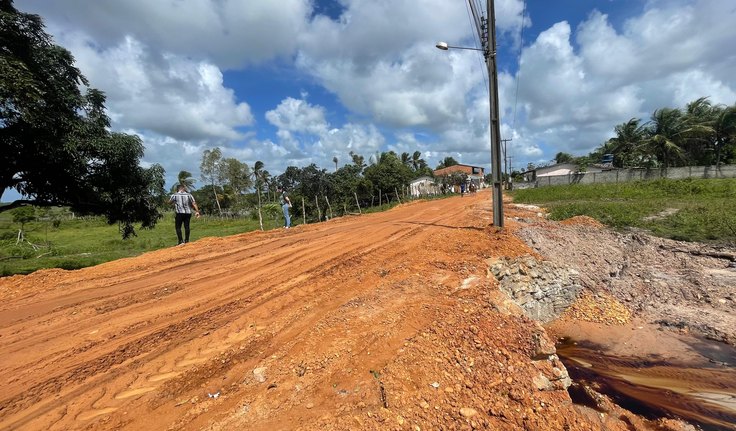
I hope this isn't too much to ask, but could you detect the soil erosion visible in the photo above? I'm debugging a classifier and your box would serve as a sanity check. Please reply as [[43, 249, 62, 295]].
[[1, 191, 732, 430]]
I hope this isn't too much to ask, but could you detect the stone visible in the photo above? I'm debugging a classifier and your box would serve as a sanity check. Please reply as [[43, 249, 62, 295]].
[[532, 374, 554, 391], [252, 367, 267, 383], [460, 407, 478, 418]]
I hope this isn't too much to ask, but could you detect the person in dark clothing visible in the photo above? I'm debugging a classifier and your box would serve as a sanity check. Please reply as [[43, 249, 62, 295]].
[[169, 184, 200, 245]]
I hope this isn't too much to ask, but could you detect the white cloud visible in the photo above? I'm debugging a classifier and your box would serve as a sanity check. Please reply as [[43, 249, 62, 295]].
[[266, 98, 329, 136], [19, 0, 311, 68], [62, 34, 253, 141], [504, 0, 736, 165]]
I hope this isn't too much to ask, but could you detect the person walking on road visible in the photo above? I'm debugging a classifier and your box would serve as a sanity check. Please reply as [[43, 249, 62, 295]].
[[277, 186, 292, 229], [170, 184, 200, 245]]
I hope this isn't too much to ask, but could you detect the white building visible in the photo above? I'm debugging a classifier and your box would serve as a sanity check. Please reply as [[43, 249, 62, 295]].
[[409, 176, 439, 197]]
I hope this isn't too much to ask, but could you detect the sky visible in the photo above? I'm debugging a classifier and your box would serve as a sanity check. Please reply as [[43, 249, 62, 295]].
[[11, 0, 736, 192]]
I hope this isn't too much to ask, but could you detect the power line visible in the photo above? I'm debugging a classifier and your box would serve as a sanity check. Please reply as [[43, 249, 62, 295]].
[[511, 0, 527, 133], [464, 0, 489, 93]]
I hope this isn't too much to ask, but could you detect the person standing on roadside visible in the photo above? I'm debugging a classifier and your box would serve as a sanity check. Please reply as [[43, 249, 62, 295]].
[[277, 186, 292, 229], [169, 184, 200, 245]]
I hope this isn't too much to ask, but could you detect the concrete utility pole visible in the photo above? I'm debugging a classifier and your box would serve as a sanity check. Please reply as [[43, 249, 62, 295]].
[[501, 138, 512, 187], [469, 0, 504, 227], [484, 0, 504, 227], [437, 1, 504, 227]]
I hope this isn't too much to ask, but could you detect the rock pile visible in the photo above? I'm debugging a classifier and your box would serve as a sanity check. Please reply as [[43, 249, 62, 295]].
[[488, 255, 583, 323]]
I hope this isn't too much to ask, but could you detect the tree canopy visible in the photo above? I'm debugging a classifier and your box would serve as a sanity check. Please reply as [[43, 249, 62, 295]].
[[1, 0, 164, 238]]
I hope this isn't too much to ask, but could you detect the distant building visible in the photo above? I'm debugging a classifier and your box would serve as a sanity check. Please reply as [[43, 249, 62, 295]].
[[433, 164, 486, 192], [520, 163, 609, 182], [409, 176, 439, 197]]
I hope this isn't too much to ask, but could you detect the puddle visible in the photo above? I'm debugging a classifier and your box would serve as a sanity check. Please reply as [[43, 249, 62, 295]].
[[557, 337, 736, 431]]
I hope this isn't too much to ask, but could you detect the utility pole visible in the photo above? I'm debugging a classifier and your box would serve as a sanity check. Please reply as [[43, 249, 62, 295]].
[[437, 2, 504, 227], [485, 0, 504, 227], [501, 138, 512, 187], [466, 0, 504, 227]]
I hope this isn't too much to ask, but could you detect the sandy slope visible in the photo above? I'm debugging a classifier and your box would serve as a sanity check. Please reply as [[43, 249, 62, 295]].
[[0, 192, 689, 431]]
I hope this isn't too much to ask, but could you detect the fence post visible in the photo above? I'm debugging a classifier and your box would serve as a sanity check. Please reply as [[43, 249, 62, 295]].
[[354, 192, 362, 214], [394, 187, 401, 204], [302, 197, 306, 225], [378, 190, 382, 207], [315, 195, 321, 221], [324, 196, 333, 219]]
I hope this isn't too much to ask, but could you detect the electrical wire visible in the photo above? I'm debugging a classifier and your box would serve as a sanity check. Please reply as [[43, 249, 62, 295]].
[[511, 0, 527, 133], [464, 1, 489, 98]]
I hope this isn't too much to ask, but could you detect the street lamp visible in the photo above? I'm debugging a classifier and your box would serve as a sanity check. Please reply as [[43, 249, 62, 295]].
[[436, 0, 504, 228]]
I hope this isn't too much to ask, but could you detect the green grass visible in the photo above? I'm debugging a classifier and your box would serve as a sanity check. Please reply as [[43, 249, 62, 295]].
[[0, 193, 448, 276], [510, 178, 736, 245], [0, 211, 283, 276]]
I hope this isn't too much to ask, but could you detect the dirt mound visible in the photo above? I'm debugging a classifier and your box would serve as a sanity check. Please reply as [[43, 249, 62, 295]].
[[559, 215, 604, 227], [562, 291, 632, 325]]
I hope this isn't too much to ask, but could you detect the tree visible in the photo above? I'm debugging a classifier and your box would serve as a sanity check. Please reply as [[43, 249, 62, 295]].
[[220, 158, 252, 208], [644, 108, 688, 168], [400, 152, 411, 167], [608, 118, 647, 167], [554, 152, 575, 164], [711, 104, 736, 166], [349, 151, 366, 171], [364, 152, 413, 198], [12, 206, 35, 244], [436, 156, 459, 170], [176, 171, 196, 191], [1, 1, 163, 238], [411, 151, 426, 171], [200, 147, 223, 214]]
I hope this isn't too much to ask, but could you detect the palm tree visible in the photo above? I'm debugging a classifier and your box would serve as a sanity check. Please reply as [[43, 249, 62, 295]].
[[609, 118, 647, 167], [177, 170, 196, 190], [682, 97, 717, 165], [400, 152, 411, 167], [644, 108, 688, 168], [410, 151, 426, 171], [712, 104, 736, 166]]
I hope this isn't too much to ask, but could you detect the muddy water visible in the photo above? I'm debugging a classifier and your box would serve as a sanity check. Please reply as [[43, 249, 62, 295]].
[[556, 337, 736, 431]]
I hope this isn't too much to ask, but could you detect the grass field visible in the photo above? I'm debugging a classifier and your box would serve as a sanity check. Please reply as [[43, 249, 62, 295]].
[[0, 200, 406, 276], [510, 177, 736, 245]]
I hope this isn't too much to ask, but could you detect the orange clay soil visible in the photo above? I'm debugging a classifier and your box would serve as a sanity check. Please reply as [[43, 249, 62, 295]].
[[0, 191, 685, 431]]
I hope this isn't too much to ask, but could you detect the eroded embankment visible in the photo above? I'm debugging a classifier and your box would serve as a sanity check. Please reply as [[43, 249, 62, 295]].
[[493, 207, 736, 431]]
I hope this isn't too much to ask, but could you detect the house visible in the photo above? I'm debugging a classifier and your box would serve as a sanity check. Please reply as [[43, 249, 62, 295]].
[[520, 163, 608, 182], [409, 176, 439, 197], [433, 164, 486, 192]]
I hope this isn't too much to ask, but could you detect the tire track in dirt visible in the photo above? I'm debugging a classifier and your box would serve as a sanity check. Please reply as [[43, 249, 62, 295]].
[[0, 195, 477, 430]]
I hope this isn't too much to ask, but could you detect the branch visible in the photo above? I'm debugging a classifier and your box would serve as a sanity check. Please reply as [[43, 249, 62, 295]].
[[0, 199, 64, 212]]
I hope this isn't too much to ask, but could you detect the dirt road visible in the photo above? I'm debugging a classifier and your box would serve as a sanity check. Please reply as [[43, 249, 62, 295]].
[[0, 192, 687, 431]]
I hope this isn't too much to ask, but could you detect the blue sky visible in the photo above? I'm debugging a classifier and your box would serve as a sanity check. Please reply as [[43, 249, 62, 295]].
[[10, 0, 736, 195]]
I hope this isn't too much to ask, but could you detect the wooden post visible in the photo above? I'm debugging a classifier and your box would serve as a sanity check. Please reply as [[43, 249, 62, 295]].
[[315, 195, 321, 221], [324, 196, 333, 220], [302, 197, 306, 225], [378, 190, 382, 207], [343, 203, 347, 215], [354, 192, 362, 214], [394, 187, 401, 204]]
